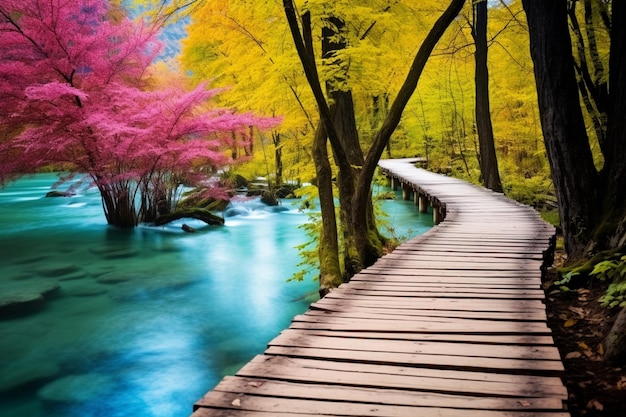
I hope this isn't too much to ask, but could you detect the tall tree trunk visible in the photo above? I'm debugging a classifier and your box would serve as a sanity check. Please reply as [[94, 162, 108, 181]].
[[272, 131, 283, 186], [312, 122, 343, 296], [284, 0, 466, 280], [322, 16, 383, 276], [600, 0, 626, 252], [473, 0, 503, 193], [524, 0, 626, 364], [522, 0, 600, 260], [354, 0, 467, 267]]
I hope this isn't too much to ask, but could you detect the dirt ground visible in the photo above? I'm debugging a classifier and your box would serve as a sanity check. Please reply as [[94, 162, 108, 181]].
[[544, 250, 626, 417]]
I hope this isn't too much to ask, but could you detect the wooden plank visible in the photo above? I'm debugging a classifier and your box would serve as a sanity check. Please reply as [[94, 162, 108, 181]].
[[247, 356, 566, 388], [359, 267, 544, 279], [285, 329, 558, 345], [350, 274, 542, 288], [289, 315, 553, 335], [330, 288, 546, 300], [195, 391, 569, 417], [203, 376, 566, 411], [264, 345, 564, 375], [319, 294, 548, 312], [269, 330, 563, 361], [341, 281, 543, 292], [309, 303, 548, 322]]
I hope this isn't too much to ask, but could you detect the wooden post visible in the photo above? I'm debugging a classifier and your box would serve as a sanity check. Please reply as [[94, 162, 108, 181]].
[[402, 183, 411, 200], [418, 195, 428, 213], [433, 206, 442, 225], [390, 177, 398, 191]]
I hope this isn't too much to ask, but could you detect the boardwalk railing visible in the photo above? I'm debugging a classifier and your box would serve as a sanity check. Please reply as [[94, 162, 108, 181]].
[[191, 158, 570, 417]]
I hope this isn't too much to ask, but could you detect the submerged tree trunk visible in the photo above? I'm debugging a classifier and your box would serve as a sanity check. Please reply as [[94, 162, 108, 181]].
[[472, 0, 503, 193]]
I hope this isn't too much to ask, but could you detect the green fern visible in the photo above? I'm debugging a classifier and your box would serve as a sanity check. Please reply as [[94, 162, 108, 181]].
[[590, 255, 626, 307]]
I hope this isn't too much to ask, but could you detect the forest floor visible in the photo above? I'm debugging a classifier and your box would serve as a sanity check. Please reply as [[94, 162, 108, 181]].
[[544, 250, 625, 417]]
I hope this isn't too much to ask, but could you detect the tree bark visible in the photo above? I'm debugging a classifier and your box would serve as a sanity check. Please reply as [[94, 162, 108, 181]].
[[524, 0, 626, 364], [312, 122, 343, 296], [473, 0, 503, 193], [322, 16, 384, 276], [604, 307, 626, 363], [522, 0, 600, 260]]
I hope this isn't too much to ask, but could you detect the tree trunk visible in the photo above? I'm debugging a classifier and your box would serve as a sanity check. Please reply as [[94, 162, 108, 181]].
[[604, 307, 626, 363], [272, 131, 283, 186], [321, 14, 384, 276], [354, 0, 467, 266], [312, 122, 343, 296], [473, 0, 503, 193], [600, 0, 626, 253], [524, 0, 626, 364], [522, 0, 600, 260]]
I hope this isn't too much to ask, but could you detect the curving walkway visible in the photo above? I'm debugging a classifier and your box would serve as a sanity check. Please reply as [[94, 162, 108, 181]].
[[191, 158, 570, 417]]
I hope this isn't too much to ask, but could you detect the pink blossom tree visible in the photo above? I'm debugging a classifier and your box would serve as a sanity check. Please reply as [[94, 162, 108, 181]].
[[0, 0, 277, 227]]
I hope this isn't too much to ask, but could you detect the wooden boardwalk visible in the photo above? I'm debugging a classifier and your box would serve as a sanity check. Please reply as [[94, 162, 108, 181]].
[[191, 158, 570, 417]]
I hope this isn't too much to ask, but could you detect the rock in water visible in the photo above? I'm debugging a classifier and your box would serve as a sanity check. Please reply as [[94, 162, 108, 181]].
[[0, 280, 61, 318], [0, 359, 60, 393], [38, 374, 115, 403], [89, 245, 139, 259], [35, 263, 79, 278], [182, 224, 196, 233]]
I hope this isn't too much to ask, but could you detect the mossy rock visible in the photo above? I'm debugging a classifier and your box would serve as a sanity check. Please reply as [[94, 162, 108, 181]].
[[0, 280, 61, 318]]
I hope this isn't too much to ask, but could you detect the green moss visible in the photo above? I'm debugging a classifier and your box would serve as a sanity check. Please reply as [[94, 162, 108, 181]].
[[557, 249, 622, 288], [540, 210, 560, 228]]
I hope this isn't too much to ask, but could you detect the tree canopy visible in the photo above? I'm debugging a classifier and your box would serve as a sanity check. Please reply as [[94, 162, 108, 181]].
[[0, 0, 277, 227]]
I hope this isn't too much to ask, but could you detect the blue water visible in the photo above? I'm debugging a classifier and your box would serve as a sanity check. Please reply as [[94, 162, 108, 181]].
[[0, 173, 432, 417]]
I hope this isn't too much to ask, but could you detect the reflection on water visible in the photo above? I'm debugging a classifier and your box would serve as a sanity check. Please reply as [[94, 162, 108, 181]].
[[0, 173, 432, 417]]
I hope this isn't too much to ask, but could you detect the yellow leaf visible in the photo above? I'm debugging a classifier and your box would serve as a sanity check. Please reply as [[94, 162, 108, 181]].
[[586, 399, 604, 411], [565, 351, 582, 359], [564, 318, 578, 328], [577, 341, 589, 350]]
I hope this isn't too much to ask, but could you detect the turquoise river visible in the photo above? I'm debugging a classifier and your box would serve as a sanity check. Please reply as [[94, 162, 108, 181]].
[[0, 173, 432, 417]]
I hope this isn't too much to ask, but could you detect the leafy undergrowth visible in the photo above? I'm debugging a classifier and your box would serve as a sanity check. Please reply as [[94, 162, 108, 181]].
[[544, 250, 626, 416]]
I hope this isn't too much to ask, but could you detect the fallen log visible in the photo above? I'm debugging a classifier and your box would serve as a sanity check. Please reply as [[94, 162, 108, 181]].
[[154, 208, 225, 227]]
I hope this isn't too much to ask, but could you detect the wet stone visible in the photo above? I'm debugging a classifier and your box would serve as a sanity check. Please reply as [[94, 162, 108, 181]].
[[0, 280, 61, 318], [37, 373, 115, 403], [89, 245, 139, 259], [35, 263, 80, 278], [0, 358, 61, 393], [64, 285, 108, 298], [108, 275, 196, 301], [95, 271, 150, 284]]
